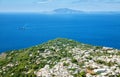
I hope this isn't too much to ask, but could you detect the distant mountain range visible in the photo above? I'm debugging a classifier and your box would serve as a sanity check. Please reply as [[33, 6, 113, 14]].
[[52, 8, 84, 14], [42, 8, 120, 14]]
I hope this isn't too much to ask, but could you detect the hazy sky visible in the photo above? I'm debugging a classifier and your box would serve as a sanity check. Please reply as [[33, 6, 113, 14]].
[[0, 0, 120, 12]]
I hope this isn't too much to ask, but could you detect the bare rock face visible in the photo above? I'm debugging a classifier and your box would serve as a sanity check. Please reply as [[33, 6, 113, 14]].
[[0, 53, 6, 59]]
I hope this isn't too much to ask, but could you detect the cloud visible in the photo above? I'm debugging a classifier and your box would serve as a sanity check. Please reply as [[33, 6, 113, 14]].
[[72, 0, 120, 3], [36, 0, 52, 4], [104, 0, 120, 3]]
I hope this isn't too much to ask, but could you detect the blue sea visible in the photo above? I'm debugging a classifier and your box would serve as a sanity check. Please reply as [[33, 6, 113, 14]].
[[0, 13, 120, 52]]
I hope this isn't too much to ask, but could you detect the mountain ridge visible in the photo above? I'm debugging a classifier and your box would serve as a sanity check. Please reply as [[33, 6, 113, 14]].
[[52, 8, 84, 14], [0, 38, 120, 77], [41, 8, 120, 14]]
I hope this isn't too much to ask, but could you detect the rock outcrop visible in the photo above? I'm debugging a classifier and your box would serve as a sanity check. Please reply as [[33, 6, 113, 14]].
[[0, 38, 120, 77]]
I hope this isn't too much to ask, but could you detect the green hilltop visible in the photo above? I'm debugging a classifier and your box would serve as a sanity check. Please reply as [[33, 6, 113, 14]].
[[0, 38, 120, 77]]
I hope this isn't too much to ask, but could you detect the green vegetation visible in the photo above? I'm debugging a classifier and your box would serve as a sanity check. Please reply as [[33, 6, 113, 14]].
[[0, 38, 120, 77], [71, 58, 78, 64], [96, 60, 116, 66], [63, 62, 69, 66], [0, 38, 82, 77], [73, 71, 86, 77]]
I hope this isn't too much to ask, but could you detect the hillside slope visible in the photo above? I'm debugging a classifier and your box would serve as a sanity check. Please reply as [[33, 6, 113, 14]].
[[0, 38, 120, 77]]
